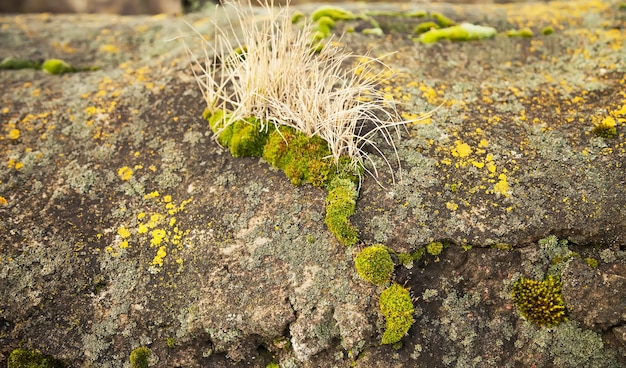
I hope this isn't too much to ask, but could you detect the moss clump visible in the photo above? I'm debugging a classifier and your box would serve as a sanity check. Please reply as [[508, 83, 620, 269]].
[[0, 57, 41, 70], [542, 26, 554, 35], [325, 178, 359, 245], [130, 347, 151, 368], [511, 275, 567, 327], [291, 11, 304, 24], [208, 111, 269, 157], [311, 6, 356, 21], [263, 126, 335, 187], [584, 257, 598, 268], [592, 116, 617, 138], [42, 59, 74, 75], [506, 28, 534, 37], [426, 241, 444, 256], [8, 349, 66, 368], [379, 283, 414, 345], [314, 15, 335, 40], [418, 23, 496, 43], [430, 12, 456, 27], [355, 244, 394, 285], [414, 21, 439, 35]]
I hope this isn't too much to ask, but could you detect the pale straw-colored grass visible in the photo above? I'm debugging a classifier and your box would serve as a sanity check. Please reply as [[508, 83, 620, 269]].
[[184, 0, 432, 183]]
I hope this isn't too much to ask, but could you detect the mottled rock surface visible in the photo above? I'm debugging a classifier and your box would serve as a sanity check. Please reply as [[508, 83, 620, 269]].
[[0, 1, 625, 367]]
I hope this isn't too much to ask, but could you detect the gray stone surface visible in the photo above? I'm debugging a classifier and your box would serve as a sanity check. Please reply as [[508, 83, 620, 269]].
[[0, 1, 625, 367]]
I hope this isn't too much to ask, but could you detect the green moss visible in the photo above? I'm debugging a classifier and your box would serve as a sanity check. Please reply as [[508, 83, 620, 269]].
[[0, 57, 41, 70], [325, 178, 359, 246], [414, 22, 439, 35], [379, 283, 414, 345], [461, 244, 473, 252], [166, 337, 175, 348], [506, 27, 535, 37], [8, 349, 66, 368], [541, 26, 554, 35], [426, 241, 444, 256], [361, 28, 384, 36], [291, 11, 305, 24], [354, 244, 394, 285], [584, 257, 598, 268], [266, 363, 280, 368], [129, 347, 151, 368], [430, 12, 456, 27], [263, 126, 335, 187], [406, 10, 427, 18], [619, 3, 626, 10], [411, 247, 426, 262], [41, 59, 73, 75], [311, 6, 356, 21], [398, 252, 413, 266], [418, 23, 497, 43], [313, 15, 335, 40], [511, 275, 567, 327], [491, 243, 512, 251]]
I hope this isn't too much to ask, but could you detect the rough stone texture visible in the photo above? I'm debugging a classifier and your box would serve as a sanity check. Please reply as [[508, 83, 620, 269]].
[[562, 259, 626, 332], [0, 1, 625, 368]]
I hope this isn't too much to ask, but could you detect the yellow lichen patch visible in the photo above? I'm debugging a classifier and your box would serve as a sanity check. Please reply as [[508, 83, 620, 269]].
[[150, 228, 167, 246], [451, 141, 472, 158], [99, 44, 120, 53], [151, 246, 167, 267], [117, 166, 133, 181], [112, 193, 194, 271], [117, 226, 131, 238], [0, 196, 7, 206], [493, 174, 510, 196], [446, 201, 459, 211]]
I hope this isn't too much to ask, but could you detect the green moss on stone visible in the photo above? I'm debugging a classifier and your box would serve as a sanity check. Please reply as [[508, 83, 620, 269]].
[[414, 21, 440, 35], [418, 23, 496, 43], [379, 283, 414, 345], [263, 126, 335, 187], [584, 257, 598, 268], [426, 241, 444, 256], [42, 59, 73, 75], [511, 275, 567, 327], [542, 26, 554, 35], [430, 12, 456, 27], [8, 349, 66, 368], [0, 57, 41, 70], [354, 244, 394, 285], [506, 27, 535, 37], [325, 178, 359, 246], [130, 347, 151, 368], [311, 6, 356, 21]]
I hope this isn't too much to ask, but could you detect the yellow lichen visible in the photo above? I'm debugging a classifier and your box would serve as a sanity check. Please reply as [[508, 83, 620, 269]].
[[117, 226, 131, 238], [452, 141, 472, 158], [117, 166, 133, 181], [8, 129, 20, 140]]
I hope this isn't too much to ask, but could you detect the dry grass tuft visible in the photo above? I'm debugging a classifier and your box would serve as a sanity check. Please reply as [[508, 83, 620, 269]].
[[183, 0, 432, 183]]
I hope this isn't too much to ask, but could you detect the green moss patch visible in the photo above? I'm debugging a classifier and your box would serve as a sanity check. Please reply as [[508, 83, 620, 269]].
[[417, 23, 497, 43], [325, 178, 359, 246], [511, 275, 567, 327], [8, 349, 66, 368], [354, 244, 394, 285], [129, 347, 151, 368], [379, 283, 415, 345]]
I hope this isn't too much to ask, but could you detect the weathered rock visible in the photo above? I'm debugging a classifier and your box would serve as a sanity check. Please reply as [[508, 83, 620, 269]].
[[562, 258, 626, 332], [0, 1, 625, 368]]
